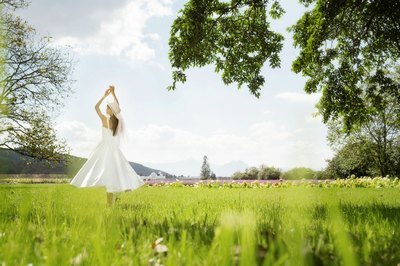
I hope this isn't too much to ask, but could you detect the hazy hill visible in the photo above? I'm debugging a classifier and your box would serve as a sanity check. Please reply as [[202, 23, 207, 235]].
[[0, 149, 169, 177]]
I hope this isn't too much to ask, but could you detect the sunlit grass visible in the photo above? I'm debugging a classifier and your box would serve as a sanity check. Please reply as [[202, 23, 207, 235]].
[[0, 174, 70, 184], [0, 185, 399, 265]]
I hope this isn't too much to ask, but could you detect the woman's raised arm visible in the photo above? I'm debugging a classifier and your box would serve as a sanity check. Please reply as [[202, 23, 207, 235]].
[[95, 89, 110, 119]]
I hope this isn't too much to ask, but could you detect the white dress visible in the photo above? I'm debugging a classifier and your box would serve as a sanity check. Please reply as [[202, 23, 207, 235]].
[[70, 119, 145, 193]]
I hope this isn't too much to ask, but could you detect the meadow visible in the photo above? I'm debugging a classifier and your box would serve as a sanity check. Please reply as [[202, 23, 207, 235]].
[[0, 182, 399, 265]]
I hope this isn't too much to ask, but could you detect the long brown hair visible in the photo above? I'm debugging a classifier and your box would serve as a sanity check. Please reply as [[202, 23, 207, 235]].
[[109, 114, 119, 136]]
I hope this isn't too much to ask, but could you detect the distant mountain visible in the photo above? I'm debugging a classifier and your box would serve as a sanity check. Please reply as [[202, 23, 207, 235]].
[[145, 158, 249, 177], [145, 158, 200, 177], [212, 160, 249, 177], [128, 162, 169, 177], [0, 149, 169, 177]]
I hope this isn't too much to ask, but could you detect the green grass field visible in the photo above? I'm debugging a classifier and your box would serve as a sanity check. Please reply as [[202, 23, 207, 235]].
[[0, 184, 399, 265]]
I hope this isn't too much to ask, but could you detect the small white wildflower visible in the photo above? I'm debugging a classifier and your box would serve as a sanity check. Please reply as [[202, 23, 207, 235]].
[[151, 237, 168, 254], [70, 249, 88, 265], [155, 244, 168, 253]]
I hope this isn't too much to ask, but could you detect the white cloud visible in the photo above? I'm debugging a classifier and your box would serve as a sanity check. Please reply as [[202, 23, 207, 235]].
[[57, 120, 331, 171], [53, 0, 173, 61], [275, 92, 321, 104], [263, 109, 272, 115], [56, 121, 100, 157]]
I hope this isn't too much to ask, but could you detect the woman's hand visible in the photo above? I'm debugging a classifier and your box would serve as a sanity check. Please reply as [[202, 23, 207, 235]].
[[108, 85, 119, 104]]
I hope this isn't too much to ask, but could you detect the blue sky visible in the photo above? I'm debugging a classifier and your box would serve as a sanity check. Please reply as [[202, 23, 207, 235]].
[[18, 0, 333, 175]]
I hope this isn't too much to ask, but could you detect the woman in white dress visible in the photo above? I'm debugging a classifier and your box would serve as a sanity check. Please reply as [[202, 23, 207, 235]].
[[70, 85, 145, 205]]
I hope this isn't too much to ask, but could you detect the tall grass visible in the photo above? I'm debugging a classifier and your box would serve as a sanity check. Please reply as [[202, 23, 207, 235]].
[[0, 185, 399, 265]]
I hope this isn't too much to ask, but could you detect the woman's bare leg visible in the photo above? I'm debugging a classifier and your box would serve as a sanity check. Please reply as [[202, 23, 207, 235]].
[[107, 192, 114, 206]]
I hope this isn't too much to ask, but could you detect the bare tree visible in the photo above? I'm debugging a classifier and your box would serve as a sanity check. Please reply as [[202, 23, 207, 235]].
[[0, 0, 75, 162]]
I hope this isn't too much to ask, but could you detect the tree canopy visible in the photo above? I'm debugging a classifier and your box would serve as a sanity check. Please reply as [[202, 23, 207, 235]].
[[169, 0, 400, 128], [291, 0, 400, 130], [168, 0, 285, 97]]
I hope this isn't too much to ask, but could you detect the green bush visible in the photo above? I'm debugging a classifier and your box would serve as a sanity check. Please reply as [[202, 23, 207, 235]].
[[325, 141, 375, 179], [257, 165, 281, 180], [232, 165, 281, 180], [244, 167, 259, 180], [282, 167, 316, 180], [313, 170, 335, 180], [232, 171, 246, 180]]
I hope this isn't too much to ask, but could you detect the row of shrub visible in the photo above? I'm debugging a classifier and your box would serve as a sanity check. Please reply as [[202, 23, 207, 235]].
[[148, 176, 400, 188], [231, 166, 328, 180]]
